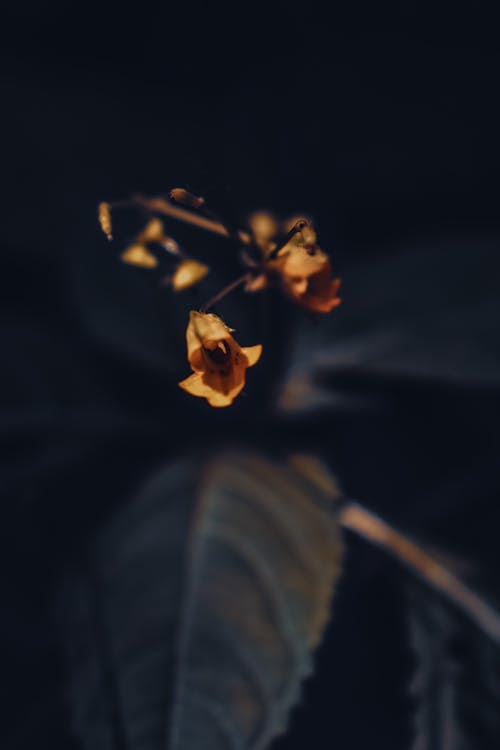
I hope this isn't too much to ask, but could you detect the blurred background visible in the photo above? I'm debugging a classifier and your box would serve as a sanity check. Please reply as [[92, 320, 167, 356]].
[[1, 1, 499, 748]]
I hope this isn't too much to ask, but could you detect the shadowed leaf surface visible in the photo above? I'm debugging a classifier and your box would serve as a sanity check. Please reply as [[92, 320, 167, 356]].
[[61, 452, 342, 750], [279, 239, 500, 413], [407, 583, 500, 749]]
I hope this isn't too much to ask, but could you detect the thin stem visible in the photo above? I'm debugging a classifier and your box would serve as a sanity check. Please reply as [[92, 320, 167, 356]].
[[267, 219, 306, 259], [130, 194, 251, 244], [169, 188, 241, 242], [201, 273, 250, 313], [339, 502, 500, 644]]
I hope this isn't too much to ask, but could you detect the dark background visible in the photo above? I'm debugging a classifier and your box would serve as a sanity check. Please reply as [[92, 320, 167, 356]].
[[2, 1, 500, 748]]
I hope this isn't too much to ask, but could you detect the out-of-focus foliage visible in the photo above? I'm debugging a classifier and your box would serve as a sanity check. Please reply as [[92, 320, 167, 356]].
[[61, 452, 342, 750], [408, 583, 500, 749], [279, 240, 500, 413], [3, 2, 500, 742]]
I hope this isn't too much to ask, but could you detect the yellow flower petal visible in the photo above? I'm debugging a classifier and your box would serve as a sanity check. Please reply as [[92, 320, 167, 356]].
[[248, 211, 279, 248], [121, 244, 158, 269], [241, 344, 263, 367], [207, 391, 239, 408], [179, 373, 213, 399], [138, 217, 165, 244], [186, 310, 232, 361], [172, 259, 210, 292], [178, 372, 242, 408]]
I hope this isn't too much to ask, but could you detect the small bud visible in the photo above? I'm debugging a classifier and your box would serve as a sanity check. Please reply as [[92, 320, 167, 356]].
[[248, 211, 279, 245], [121, 244, 158, 269], [98, 202, 113, 240], [138, 217, 165, 244], [245, 273, 268, 292], [172, 259, 209, 291], [169, 188, 205, 210]]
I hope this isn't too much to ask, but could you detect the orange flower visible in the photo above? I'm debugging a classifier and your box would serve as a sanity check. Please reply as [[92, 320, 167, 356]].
[[266, 219, 341, 313], [178, 311, 262, 407]]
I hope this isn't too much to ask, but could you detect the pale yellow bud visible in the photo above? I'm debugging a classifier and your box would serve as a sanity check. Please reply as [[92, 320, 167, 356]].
[[172, 259, 209, 291], [98, 202, 113, 240], [120, 244, 158, 269]]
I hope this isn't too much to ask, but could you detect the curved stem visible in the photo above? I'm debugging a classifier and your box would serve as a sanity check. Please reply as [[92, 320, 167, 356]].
[[340, 502, 500, 643], [130, 194, 251, 244], [201, 273, 250, 313]]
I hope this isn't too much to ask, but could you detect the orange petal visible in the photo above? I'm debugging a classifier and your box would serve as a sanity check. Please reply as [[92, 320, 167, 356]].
[[186, 311, 233, 362], [206, 390, 239, 408], [301, 276, 342, 313], [289, 277, 309, 296], [302, 296, 341, 313], [179, 372, 212, 398], [245, 273, 268, 293], [178, 372, 239, 408], [278, 246, 329, 279], [248, 211, 279, 246], [241, 344, 263, 367], [203, 358, 246, 400]]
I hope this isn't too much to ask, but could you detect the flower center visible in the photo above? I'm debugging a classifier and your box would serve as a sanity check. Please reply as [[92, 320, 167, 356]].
[[203, 340, 232, 366]]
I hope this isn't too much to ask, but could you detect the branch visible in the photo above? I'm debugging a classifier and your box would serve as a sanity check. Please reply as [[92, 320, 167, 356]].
[[200, 273, 250, 312], [339, 502, 500, 644], [131, 194, 251, 244]]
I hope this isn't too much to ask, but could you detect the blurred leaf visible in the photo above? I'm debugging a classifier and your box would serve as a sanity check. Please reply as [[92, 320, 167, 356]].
[[407, 583, 500, 749], [279, 239, 500, 413], [61, 451, 342, 750]]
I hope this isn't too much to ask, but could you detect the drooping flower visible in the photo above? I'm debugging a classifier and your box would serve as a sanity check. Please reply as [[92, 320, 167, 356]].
[[178, 311, 262, 407], [266, 219, 341, 313]]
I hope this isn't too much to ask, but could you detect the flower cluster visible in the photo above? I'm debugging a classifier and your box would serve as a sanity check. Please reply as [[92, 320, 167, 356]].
[[246, 214, 342, 313], [98, 188, 342, 407]]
